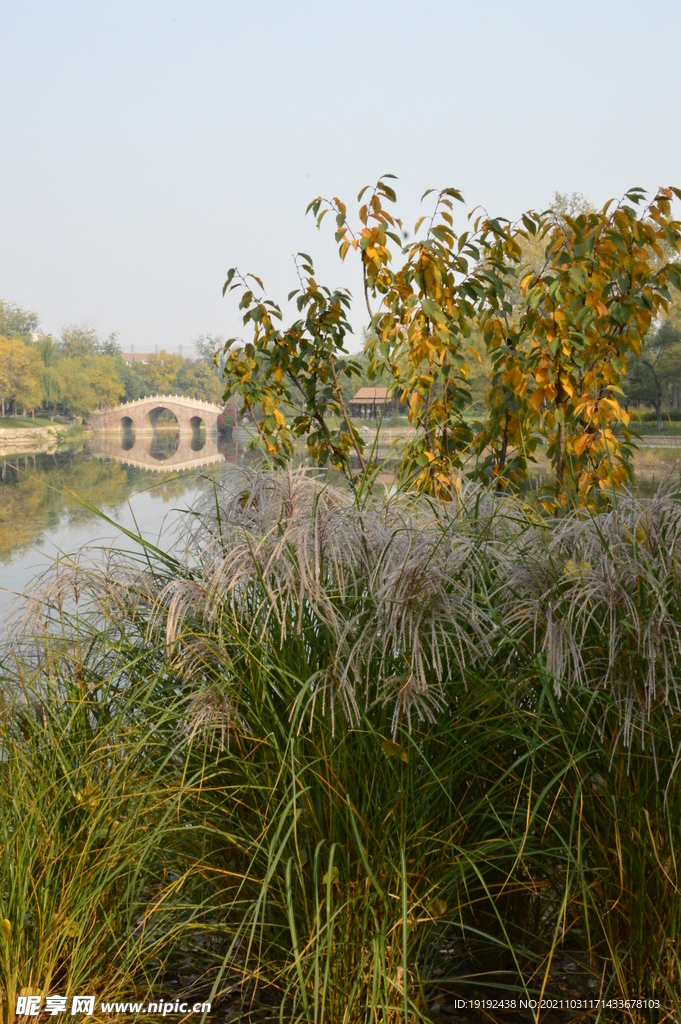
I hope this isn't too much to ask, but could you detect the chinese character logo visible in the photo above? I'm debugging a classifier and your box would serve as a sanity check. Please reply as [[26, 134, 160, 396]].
[[16, 996, 41, 1016], [45, 996, 68, 1016], [71, 996, 95, 1016]]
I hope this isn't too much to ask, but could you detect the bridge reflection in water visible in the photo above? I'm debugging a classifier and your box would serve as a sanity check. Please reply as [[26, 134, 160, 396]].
[[90, 429, 241, 473]]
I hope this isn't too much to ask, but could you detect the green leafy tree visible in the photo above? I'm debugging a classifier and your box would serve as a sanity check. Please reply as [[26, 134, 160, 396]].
[[86, 355, 126, 409], [40, 366, 61, 419], [139, 351, 184, 394], [101, 332, 122, 357], [119, 362, 146, 403], [55, 359, 93, 417], [174, 360, 222, 402], [61, 323, 121, 359], [0, 300, 40, 339], [56, 356, 124, 416], [624, 320, 681, 430], [222, 263, 365, 481], [37, 337, 58, 367], [60, 323, 102, 358]]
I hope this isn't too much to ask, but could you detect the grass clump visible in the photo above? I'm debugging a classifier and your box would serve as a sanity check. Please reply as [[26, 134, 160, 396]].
[[3, 470, 681, 1021]]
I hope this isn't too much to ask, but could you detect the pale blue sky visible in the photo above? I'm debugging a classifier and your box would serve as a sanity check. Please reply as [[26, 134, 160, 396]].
[[1, 0, 680, 353]]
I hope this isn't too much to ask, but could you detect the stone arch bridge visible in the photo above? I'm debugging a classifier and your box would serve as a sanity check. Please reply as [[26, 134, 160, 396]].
[[89, 395, 224, 434]]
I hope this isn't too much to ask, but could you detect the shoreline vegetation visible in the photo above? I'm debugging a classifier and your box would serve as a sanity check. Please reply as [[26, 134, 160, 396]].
[[3, 471, 681, 1023], [4, 183, 681, 1023], [0, 304, 225, 425]]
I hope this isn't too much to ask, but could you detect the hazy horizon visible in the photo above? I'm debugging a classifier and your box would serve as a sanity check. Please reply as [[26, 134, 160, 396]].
[[2, 0, 681, 356]]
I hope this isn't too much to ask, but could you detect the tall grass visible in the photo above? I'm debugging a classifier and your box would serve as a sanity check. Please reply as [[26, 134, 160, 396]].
[[3, 471, 681, 1021]]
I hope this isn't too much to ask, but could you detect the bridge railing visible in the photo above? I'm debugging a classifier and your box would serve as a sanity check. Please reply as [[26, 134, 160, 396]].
[[98, 394, 224, 414]]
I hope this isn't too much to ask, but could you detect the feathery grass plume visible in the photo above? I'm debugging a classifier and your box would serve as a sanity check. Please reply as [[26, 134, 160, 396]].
[[498, 485, 681, 748], [162, 468, 515, 735]]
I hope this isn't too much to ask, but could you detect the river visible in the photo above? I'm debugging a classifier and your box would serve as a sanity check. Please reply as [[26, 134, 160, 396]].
[[0, 430, 248, 625], [2, 427, 680, 627]]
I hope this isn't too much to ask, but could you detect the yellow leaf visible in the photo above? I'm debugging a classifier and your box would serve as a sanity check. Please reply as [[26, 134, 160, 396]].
[[559, 376, 575, 399], [1, 919, 10, 941], [273, 408, 286, 427], [574, 433, 591, 456], [409, 392, 423, 418], [383, 738, 409, 762], [273, 367, 284, 383], [527, 388, 544, 411], [430, 898, 448, 919]]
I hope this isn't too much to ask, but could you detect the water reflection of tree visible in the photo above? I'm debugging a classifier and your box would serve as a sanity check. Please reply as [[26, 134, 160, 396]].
[[0, 451, 201, 560]]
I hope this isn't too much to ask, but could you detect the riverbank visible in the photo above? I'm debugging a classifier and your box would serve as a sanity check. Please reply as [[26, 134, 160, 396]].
[[0, 424, 85, 457]]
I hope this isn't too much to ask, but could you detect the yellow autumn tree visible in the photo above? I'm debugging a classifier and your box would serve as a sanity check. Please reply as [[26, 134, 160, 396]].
[[0, 336, 43, 417], [478, 187, 681, 506], [220, 180, 681, 505]]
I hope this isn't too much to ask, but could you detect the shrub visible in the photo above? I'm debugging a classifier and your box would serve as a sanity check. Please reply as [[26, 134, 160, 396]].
[[3, 472, 681, 1021]]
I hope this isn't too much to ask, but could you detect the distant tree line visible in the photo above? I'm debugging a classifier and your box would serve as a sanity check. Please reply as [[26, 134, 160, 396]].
[[3, 281, 680, 434], [0, 301, 225, 419]]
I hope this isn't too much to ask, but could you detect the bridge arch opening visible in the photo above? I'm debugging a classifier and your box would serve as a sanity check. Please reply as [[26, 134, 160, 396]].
[[148, 406, 180, 432], [149, 431, 180, 461], [120, 416, 135, 451], [148, 407, 180, 460], [189, 415, 206, 452]]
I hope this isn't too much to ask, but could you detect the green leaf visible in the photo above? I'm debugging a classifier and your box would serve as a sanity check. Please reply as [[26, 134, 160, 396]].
[[521, 214, 536, 236], [379, 184, 397, 202], [222, 267, 236, 296], [667, 264, 681, 290], [422, 297, 447, 324]]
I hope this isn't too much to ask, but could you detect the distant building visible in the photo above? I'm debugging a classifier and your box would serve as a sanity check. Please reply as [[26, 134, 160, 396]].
[[121, 352, 152, 365], [349, 386, 402, 419]]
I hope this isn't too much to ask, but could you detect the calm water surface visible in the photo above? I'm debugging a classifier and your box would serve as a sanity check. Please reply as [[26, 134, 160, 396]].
[[0, 432, 247, 624], [2, 430, 680, 625]]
